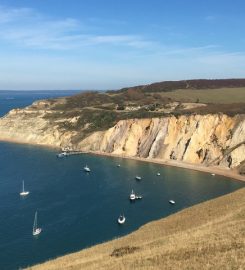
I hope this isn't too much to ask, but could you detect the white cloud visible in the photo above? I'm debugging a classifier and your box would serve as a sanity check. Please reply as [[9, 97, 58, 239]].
[[159, 45, 219, 56], [0, 6, 34, 23], [0, 5, 153, 50], [0, 5, 245, 89]]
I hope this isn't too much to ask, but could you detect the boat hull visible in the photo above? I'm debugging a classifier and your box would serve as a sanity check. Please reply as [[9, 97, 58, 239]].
[[33, 228, 42, 236], [20, 191, 29, 196]]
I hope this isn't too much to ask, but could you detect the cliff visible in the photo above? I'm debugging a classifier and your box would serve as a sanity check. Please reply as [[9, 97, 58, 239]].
[[78, 115, 245, 171], [0, 101, 244, 174]]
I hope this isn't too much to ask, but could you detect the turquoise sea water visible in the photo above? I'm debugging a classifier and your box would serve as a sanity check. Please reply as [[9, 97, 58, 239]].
[[0, 91, 244, 270]]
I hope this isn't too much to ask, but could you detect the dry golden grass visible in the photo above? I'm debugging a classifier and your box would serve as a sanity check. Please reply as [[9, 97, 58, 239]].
[[155, 87, 245, 104], [27, 188, 245, 270]]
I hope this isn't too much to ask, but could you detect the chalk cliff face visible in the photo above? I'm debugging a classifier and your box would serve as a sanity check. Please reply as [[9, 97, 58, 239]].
[[0, 103, 244, 172], [0, 107, 76, 147]]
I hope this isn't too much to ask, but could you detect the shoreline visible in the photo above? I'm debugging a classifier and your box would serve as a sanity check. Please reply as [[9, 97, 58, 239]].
[[0, 137, 245, 182], [89, 151, 245, 182]]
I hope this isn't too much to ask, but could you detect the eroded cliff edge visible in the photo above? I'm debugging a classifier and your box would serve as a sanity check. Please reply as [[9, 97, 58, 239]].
[[0, 100, 244, 175], [79, 115, 245, 173]]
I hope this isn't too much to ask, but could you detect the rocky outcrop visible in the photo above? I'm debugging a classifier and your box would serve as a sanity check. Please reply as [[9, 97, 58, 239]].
[[0, 104, 245, 172]]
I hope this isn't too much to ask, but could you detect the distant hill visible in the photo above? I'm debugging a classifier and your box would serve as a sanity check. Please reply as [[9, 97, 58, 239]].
[[114, 78, 245, 93]]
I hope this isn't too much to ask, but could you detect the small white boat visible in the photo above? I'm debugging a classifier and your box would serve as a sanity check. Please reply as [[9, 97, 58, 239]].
[[20, 181, 29, 196], [117, 214, 126, 224], [57, 152, 68, 158], [211, 173, 215, 176], [84, 165, 91, 172], [169, 200, 175, 205], [32, 211, 42, 236], [117, 164, 121, 167], [135, 195, 143, 200], [135, 176, 142, 180], [129, 190, 136, 201], [157, 172, 161, 176]]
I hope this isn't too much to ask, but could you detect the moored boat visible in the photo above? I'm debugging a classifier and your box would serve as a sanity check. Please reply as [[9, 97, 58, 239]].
[[117, 214, 126, 224], [57, 152, 68, 158], [20, 181, 29, 196], [169, 200, 175, 205], [32, 211, 42, 236], [84, 165, 91, 172], [129, 190, 136, 201]]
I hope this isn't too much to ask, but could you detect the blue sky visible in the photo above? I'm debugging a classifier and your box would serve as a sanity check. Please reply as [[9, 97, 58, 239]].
[[0, 0, 245, 90]]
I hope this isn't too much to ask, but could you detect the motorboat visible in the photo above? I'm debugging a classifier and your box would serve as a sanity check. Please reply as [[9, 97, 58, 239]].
[[84, 165, 91, 172], [117, 214, 126, 224], [57, 152, 68, 158], [135, 176, 142, 180], [157, 172, 161, 176], [169, 200, 175, 205]]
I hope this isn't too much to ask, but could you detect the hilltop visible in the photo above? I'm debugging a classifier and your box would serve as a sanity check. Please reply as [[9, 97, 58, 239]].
[[34, 78, 245, 137], [114, 78, 245, 93]]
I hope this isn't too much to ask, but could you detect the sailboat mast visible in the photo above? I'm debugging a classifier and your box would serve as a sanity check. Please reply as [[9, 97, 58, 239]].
[[22, 181, 24, 192], [33, 211, 37, 233]]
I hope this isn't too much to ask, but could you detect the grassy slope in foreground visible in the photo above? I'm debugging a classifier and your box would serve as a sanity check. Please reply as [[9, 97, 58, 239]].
[[27, 188, 245, 270]]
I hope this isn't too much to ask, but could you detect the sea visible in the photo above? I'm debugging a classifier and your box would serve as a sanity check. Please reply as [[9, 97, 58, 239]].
[[0, 91, 244, 270]]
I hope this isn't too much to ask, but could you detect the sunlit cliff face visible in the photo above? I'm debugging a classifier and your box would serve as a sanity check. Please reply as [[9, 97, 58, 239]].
[[79, 115, 245, 170], [1, 102, 244, 172]]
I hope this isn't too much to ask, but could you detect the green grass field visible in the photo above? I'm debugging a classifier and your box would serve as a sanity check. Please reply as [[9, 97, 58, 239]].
[[154, 87, 245, 104]]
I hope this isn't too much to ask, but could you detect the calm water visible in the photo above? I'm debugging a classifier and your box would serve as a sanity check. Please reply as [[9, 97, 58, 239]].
[[0, 92, 244, 270]]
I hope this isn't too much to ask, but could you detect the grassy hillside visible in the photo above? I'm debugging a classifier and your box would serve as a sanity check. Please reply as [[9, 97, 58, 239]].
[[27, 187, 245, 270], [114, 78, 245, 93], [24, 79, 245, 142], [152, 87, 245, 104]]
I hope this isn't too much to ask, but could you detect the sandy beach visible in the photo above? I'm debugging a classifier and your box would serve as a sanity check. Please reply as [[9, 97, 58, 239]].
[[0, 137, 244, 182], [90, 151, 245, 182]]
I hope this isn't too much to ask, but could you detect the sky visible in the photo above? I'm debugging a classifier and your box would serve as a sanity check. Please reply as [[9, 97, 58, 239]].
[[0, 0, 245, 90]]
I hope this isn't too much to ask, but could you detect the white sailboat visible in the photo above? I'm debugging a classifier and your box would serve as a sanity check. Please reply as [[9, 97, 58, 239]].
[[129, 190, 136, 201], [32, 211, 42, 236], [20, 181, 29, 196]]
